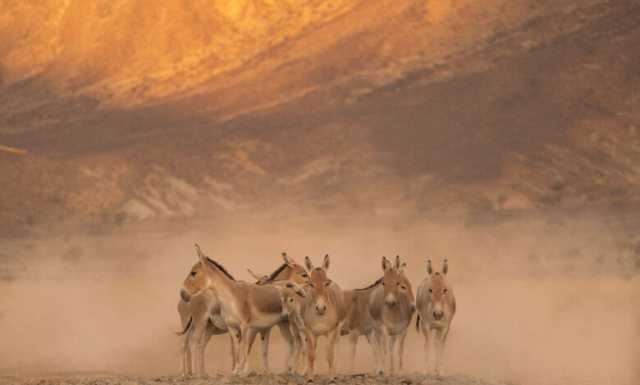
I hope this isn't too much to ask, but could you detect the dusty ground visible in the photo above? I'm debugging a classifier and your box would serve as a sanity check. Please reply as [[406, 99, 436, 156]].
[[0, 373, 505, 385]]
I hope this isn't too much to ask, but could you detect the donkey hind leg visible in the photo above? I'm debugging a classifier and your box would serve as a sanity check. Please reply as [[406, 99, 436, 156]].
[[241, 327, 257, 375], [364, 331, 378, 370], [181, 326, 194, 377], [190, 316, 209, 377], [260, 329, 271, 373], [244, 329, 261, 375], [326, 329, 339, 380], [196, 322, 214, 377], [372, 327, 386, 375], [348, 332, 359, 373]]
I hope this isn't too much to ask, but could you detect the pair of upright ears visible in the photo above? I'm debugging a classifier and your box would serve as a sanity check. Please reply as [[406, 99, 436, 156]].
[[427, 259, 448, 275], [304, 254, 330, 271], [382, 255, 407, 272]]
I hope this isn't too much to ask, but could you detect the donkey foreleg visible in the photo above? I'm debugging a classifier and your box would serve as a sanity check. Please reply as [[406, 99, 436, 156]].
[[388, 334, 398, 375], [435, 326, 450, 376], [398, 331, 407, 372], [304, 334, 317, 380], [230, 328, 243, 375], [327, 329, 339, 379], [229, 332, 237, 373], [277, 321, 296, 373], [348, 332, 359, 373], [420, 324, 431, 373]]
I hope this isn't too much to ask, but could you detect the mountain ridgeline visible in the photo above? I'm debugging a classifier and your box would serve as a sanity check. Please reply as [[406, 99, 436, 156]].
[[0, 0, 639, 238]]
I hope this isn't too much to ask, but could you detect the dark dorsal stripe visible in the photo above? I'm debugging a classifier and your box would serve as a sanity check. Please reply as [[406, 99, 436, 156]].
[[355, 277, 383, 291], [205, 257, 236, 281], [263, 263, 288, 283]]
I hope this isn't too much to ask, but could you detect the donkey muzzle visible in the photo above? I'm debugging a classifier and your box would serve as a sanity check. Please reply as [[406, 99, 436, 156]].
[[315, 303, 327, 315], [180, 288, 191, 303], [433, 310, 444, 320], [385, 294, 397, 307]]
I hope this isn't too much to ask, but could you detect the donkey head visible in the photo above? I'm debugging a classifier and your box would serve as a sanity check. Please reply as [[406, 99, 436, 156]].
[[426, 259, 450, 320], [182, 260, 209, 298], [185, 244, 236, 294], [381, 255, 413, 308], [304, 254, 332, 316], [279, 281, 307, 325], [281, 252, 310, 284]]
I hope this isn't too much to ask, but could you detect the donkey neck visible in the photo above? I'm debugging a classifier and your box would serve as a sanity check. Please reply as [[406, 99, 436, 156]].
[[265, 263, 292, 282], [205, 261, 244, 303]]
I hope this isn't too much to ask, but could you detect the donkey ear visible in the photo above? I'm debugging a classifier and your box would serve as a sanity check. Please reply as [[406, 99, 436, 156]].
[[195, 244, 207, 264], [427, 259, 433, 274], [282, 252, 295, 266], [247, 268, 262, 281], [395, 255, 401, 270], [304, 256, 314, 271], [442, 259, 449, 275], [382, 256, 391, 271], [323, 254, 330, 270], [400, 262, 407, 271]]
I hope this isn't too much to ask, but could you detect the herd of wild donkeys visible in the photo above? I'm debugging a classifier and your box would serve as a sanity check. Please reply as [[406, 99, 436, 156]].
[[177, 245, 455, 381]]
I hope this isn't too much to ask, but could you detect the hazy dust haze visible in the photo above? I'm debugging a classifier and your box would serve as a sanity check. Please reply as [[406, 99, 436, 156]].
[[1, 1, 639, 385], [0, 214, 637, 385]]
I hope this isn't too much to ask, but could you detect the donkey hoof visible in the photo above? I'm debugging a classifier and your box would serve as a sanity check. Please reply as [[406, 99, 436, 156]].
[[329, 376, 338, 384], [306, 377, 314, 383]]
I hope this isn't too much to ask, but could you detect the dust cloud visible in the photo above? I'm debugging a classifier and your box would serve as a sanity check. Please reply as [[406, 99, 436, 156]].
[[0, 212, 638, 385]]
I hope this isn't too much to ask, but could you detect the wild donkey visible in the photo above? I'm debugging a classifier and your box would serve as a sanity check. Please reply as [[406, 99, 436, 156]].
[[278, 280, 311, 374], [300, 255, 346, 381], [177, 261, 233, 377], [178, 250, 309, 376], [341, 279, 386, 373], [416, 259, 456, 376], [370, 256, 415, 374]]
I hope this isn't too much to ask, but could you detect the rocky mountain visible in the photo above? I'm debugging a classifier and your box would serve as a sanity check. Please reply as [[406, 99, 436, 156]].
[[1, 0, 639, 237]]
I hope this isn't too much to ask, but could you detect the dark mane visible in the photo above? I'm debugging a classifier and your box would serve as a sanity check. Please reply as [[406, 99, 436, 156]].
[[355, 277, 383, 291], [205, 257, 236, 281], [263, 263, 288, 283]]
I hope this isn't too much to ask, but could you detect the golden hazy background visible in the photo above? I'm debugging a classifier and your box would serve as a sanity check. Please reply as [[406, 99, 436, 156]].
[[0, 1, 639, 384]]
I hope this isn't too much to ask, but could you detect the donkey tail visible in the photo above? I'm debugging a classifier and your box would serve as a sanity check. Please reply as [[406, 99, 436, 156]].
[[416, 314, 421, 333], [176, 317, 192, 336]]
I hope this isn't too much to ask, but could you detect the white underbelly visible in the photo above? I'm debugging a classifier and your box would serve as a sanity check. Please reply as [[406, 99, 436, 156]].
[[250, 312, 283, 329]]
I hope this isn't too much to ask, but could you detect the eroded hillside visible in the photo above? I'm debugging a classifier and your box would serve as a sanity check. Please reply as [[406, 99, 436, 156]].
[[1, 0, 639, 238]]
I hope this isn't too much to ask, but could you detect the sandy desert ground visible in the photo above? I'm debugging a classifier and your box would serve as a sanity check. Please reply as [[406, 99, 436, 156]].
[[0, 373, 505, 385], [1, 2, 639, 385]]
